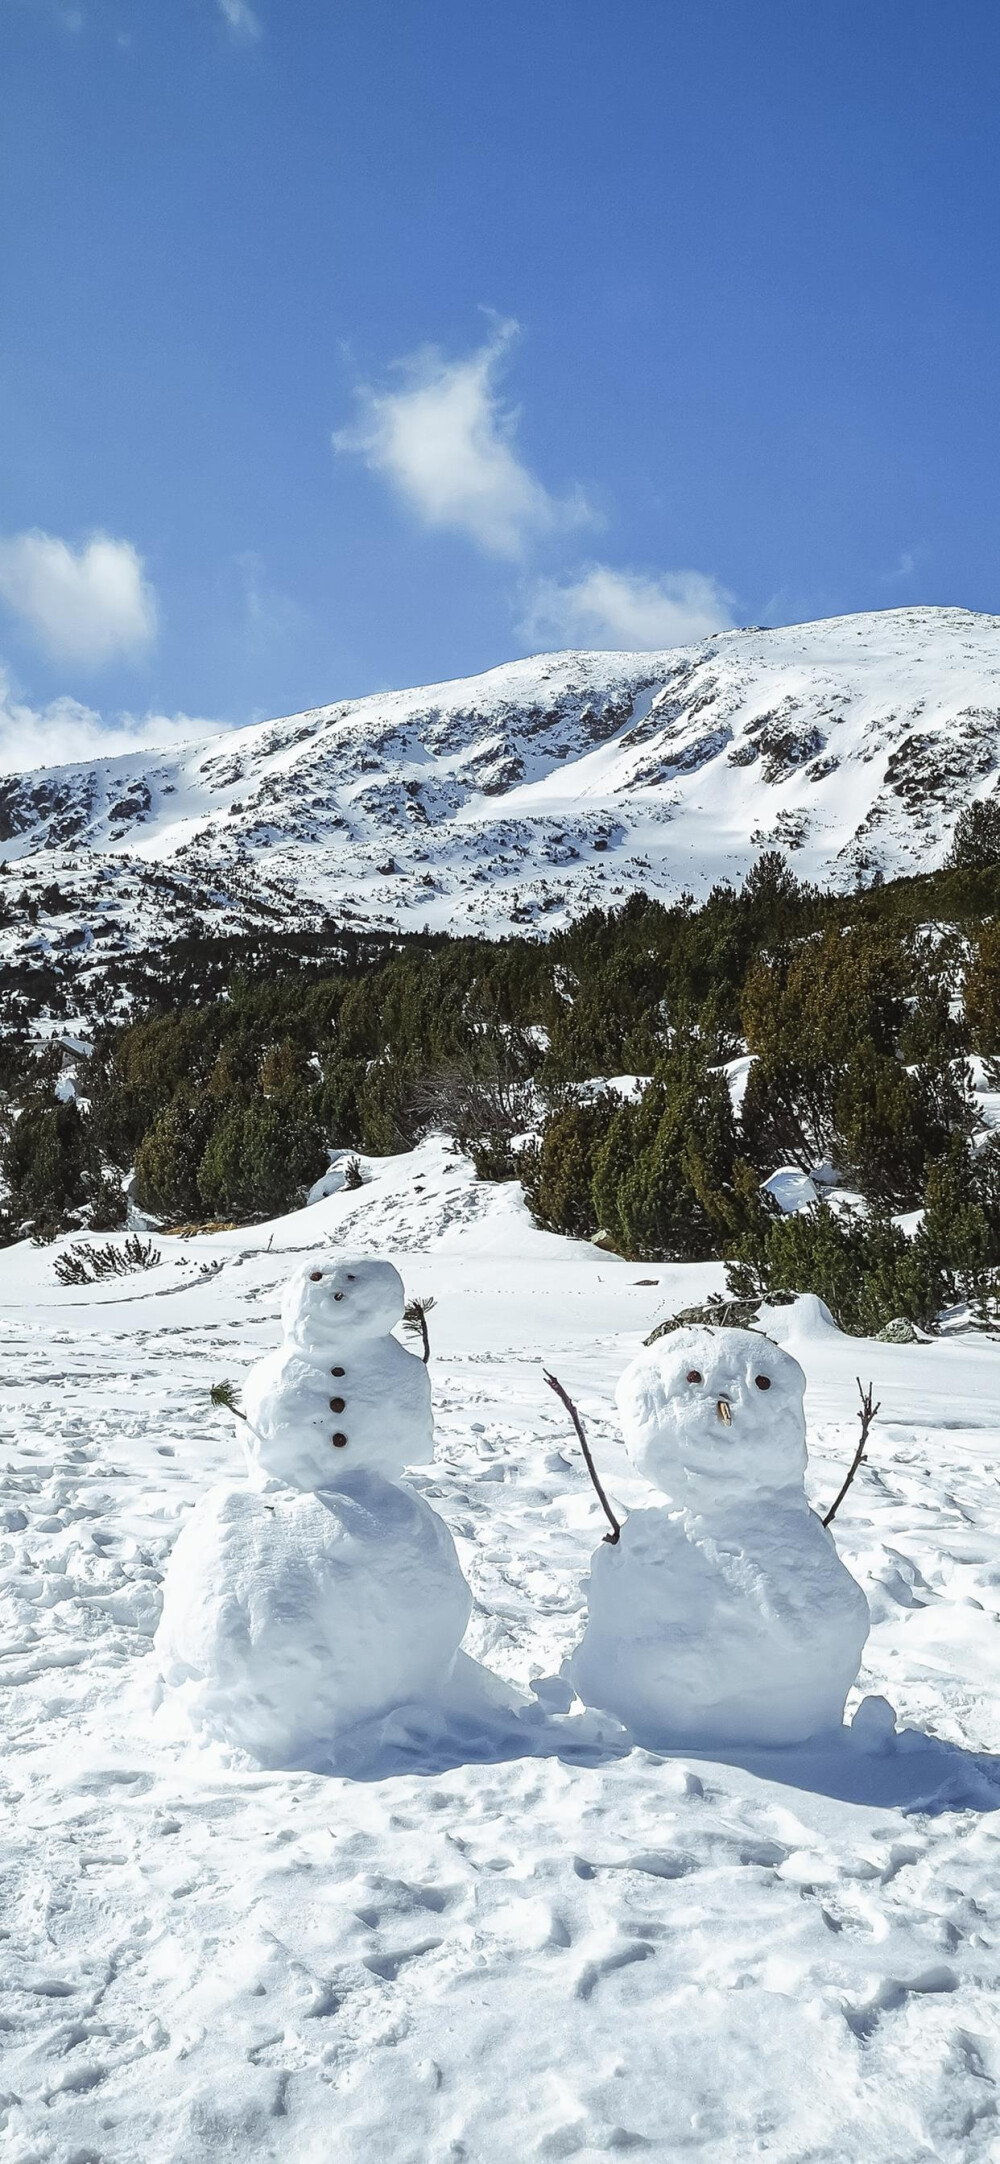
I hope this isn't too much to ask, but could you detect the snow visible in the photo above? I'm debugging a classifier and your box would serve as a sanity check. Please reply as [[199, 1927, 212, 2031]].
[[3, 1137, 1000, 2159], [763, 1163, 820, 1212], [305, 1150, 362, 1205], [4, 606, 1000, 1012], [570, 1328, 870, 1746], [154, 1474, 474, 1767], [721, 1051, 755, 1114]]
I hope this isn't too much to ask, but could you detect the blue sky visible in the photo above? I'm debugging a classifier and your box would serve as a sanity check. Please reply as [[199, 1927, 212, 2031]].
[[1, 0, 999, 763]]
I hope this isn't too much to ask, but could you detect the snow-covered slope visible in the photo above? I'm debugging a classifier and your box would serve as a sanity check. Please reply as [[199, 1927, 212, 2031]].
[[3, 1140, 1000, 2159], [3, 606, 1000, 993]]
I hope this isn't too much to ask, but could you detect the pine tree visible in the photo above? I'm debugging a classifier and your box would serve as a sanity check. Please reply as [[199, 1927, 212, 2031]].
[[522, 1093, 619, 1238], [591, 1042, 741, 1260], [134, 1097, 217, 1220], [832, 1046, 973, 1210], [946, 797, 1000, 871]]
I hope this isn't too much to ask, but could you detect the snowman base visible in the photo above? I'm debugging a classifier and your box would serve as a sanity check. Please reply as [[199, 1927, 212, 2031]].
[[155, 1470, 473, 1770], [569, 1500, 871, 1752]]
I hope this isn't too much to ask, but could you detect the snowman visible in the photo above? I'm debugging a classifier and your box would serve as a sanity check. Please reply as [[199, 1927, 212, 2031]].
[[569, 1326, 870, 1750], [154, 1255, 473, 1768]]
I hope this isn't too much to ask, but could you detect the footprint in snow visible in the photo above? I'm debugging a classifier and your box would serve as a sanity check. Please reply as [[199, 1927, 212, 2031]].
[[574, 1939, 657, 2001]]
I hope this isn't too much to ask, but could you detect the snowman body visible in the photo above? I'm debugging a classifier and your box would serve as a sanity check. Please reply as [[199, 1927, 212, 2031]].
[[155, 1256, 472, 1764], [243, 1255, 434, 1488], [570, 1325, 869, 1749]]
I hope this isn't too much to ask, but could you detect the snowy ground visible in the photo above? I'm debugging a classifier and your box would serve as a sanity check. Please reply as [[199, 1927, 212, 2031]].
[[3, 1137, 1000, 2161]]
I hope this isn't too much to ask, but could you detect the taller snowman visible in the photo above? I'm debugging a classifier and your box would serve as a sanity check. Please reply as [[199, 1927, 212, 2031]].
[[155, 1256, 473, 1768]]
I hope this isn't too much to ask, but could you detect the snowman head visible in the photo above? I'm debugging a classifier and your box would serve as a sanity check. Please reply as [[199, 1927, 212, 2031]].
[[281, 1255, 405, 1353], [616, 1325, 807, 1509]]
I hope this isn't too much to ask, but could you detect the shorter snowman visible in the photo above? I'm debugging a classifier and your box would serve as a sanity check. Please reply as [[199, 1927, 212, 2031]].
[[569, 1326, 870, 1749], [155, 1256, 472, 1767]]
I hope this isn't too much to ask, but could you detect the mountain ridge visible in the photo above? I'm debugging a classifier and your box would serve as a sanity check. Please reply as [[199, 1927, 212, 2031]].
[[3, 605, 999, 1010]]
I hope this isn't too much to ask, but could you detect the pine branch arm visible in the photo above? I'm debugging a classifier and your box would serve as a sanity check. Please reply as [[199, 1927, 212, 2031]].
[[211, 1378, 249, 1423], [403, 1297, 435, 1364]]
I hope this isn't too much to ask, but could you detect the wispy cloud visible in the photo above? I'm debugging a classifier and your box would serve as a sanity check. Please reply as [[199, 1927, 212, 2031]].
[[217, 0, 262, 38], [519, 563, 735, 652], [235, 551, 308, 655], [0, 530, 158, 668], [0, 664, 215, 775], [334, 318, 596, 560]]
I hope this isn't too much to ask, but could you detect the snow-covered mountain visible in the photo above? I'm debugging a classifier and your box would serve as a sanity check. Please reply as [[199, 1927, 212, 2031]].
[[3, 606, 1000, 996]]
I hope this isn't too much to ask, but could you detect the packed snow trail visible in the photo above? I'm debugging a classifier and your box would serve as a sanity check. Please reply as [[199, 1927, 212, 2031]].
[[2, 1138, 1000, 2161]]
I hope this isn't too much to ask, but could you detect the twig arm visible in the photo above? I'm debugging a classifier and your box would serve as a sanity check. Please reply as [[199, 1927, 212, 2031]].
[[544, 1369, 622, 1543], [822, 1377, 880, 1527]]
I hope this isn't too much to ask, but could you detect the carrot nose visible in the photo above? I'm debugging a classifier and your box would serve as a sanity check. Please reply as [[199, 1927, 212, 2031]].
[[717, 1397, 732, 1425]]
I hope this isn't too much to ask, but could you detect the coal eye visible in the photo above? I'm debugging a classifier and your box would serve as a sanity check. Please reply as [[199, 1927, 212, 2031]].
[[755, 1375, 771, 1391], [309, 1271, 323, 1282], [686, 1369, 702, 1384]]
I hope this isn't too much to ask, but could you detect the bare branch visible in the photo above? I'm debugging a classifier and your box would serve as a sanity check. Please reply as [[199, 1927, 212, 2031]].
[[822, 1377, 880, 1527], [544, 1369, 622, 1544]]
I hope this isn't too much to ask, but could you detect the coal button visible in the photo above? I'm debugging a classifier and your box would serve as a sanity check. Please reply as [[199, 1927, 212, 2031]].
[[331, 1432, 348, 1448], [331, 1366, 345, 1377], [330, 1396, 346, 1413]]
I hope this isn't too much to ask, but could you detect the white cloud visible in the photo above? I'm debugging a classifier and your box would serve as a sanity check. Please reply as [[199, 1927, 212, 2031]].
[[0, 665, 213, 776], [519, 563, 736, 652], [0, 530, 158, 668], [333, 318, 596, 560], [217, 0, 261, 37]]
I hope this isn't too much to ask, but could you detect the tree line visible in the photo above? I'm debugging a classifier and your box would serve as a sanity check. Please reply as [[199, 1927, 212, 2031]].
[[3, 801, 1000, 1333]]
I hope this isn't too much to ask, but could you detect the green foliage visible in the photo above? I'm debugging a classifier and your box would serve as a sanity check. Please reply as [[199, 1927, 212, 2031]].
[[520, 1093, 618, 1238], [318, 1053, 367, 1150], [357, 1059, 417, 1156], [6, 844, 1000, 1255], [133, 1098, 217, 1220], [739, 1052, 838, 1173], [210, 1378, 247, 1420], [726, 1201, 948, 1336], [1, 1093, 126, 1241], [831, 1047, 974, 1210], [742, 924, 912, 1068], [946, 796, 1000, 871], [589, 1041, 745, 1260], [920, 1133, 1000, 1316], [197, 1095, 325, 1221], [963, 923, 1000, 1055]]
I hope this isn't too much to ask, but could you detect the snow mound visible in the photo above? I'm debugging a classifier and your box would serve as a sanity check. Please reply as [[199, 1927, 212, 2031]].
[[155, 1472, 473, 1768]]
